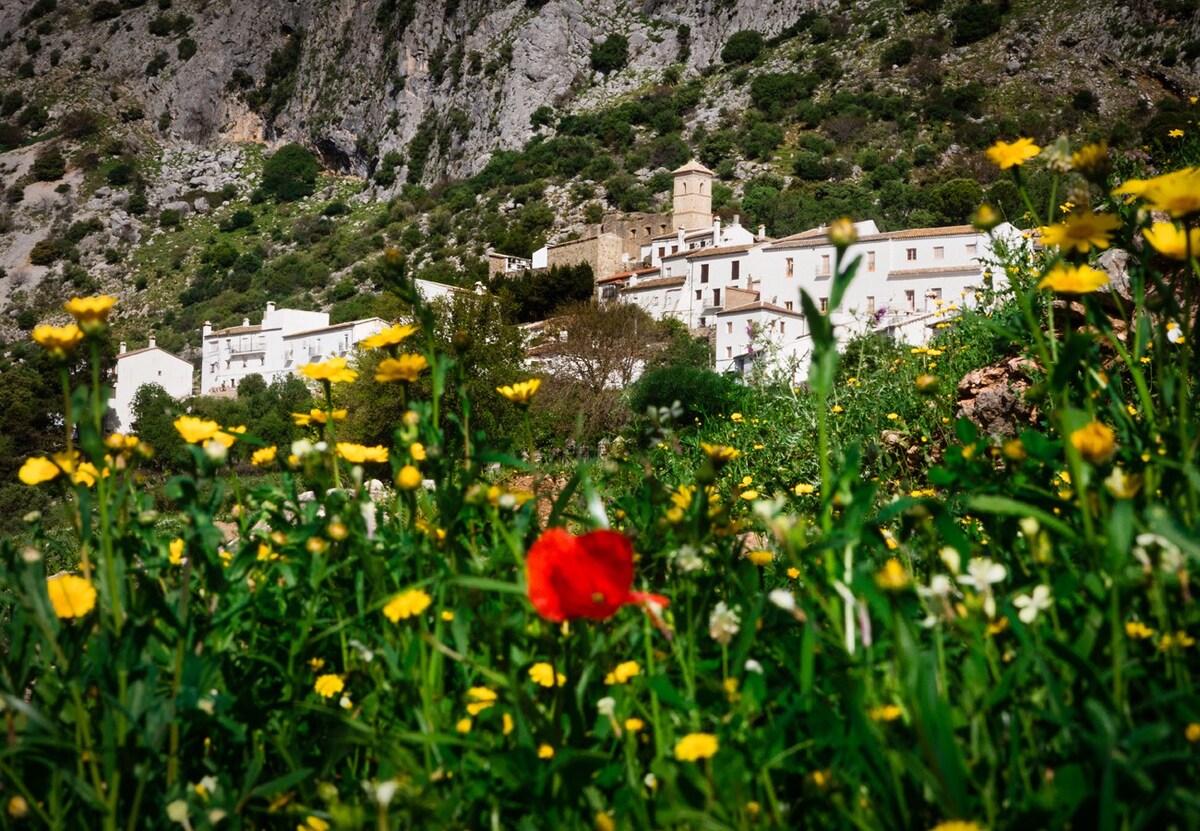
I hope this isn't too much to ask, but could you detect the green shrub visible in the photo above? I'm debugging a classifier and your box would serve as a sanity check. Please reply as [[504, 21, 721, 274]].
[[590, 33, 629, 74], [29, 238, 63, 265], [720, 29, 765, 64], [178, 36, 196, 59], [31, 146, 65, 181], [219, 209, 255, 232], [90, 0, 121, 20], [951, 2, 1004, 45], [159, 208, 182, 228], [629, 364, 742, 424], [261, 143, 319, 202]]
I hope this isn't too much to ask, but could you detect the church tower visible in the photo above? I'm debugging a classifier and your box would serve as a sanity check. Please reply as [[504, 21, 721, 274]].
[[671, 159, 714, 231]]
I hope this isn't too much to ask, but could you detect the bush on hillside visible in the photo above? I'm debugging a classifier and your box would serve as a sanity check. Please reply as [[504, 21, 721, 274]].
[[721, 30, 765, 64], [261, 143, 319, 202], [590, 34, 629, 74], [629, 364, 742, 425]]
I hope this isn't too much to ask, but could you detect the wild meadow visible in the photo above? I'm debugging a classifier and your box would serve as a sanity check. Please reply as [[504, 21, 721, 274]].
[[3, 132, 1200, 830]]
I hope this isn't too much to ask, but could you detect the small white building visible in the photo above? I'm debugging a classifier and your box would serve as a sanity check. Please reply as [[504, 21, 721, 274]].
[[109, 336, 194, 432], [200, 302, 387, 394]]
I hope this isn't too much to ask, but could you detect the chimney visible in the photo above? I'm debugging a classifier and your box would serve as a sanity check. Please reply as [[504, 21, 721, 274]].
[[758, 224, 766, 238], [148, 333, 156, 349], [242, 317, 250, 327], [203, 321, 212, 337], [733, 214, 740, 226], [265, 301, 276, 320], [713, 217, 722, 241], [119, 341, 127, 354], [677, 227, 685, 246]]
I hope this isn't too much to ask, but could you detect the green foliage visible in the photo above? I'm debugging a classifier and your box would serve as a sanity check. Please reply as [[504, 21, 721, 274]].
[[243, 29, 304, 121], [951, 2, 1005, 46], [630, 364, 742, 424], [590, 33, 629, 74], [491, 262, 594, 324], [31, 146, 65, 181], [261, 143, 320, 202], [881, 37, 916, 68], [90, 0, 122, 21], [720, 29, 765, 64]]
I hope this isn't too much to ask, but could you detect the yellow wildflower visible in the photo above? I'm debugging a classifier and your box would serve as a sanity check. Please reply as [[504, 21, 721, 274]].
[[496, 378, 541, 404], [383, 589, 432, 622], [410, 442, 426, 461], [46, 573, 97, 618], [787, 567, 800, 579], [32, 323, 84, 357], [699, 442, 741, 466], [19, 456, 61, 485], [1037, 263, 1108, 294], [314, 675, 344, 698], [1118, 167, 1200, 218], [986, 137, 1041, 169], [875, 557, 910, 590], [337, 443, 389, 464], [292, 408, 347, 426], [251, 446, 277, 466], [624, 717, 645, 732], [1070, 421, 1116, 464], [746, 549, 774, 566], [359, 322, 418, 350], [1125, 620, 1154, 640], [465, 687, 497, 715], [503, 713, 514, 735], [528, 663, 566, 687], [299, 357, 358, 384], [928, 822, 985, 831], [1144, 222, 1200, 260], [376, 354, 429, 383], [794, 483, 816, 495], [169, 538, 184, 565], [174, 416, 221, 445], [1039, 212, 1121, 253], [604, 661, 641, 685], [674, 733, 719, 761], [1071, 141, 1110, 178], [1186, 723, 1200, 743], [1169, 128, 1184, 138], [870, 704, 903, 722], [456, 717, 472, 733], [828, 216, 857, 248], [397, 464, 422, 490], [301, 818, 330, 831], [537, 744, 555, 759], [730, 412, 744, 423], [596, 812, 616, 831], [63, 295, 117, 330]]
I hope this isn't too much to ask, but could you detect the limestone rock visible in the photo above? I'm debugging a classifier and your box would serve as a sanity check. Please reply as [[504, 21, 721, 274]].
[[956, 358, 1040, 437]]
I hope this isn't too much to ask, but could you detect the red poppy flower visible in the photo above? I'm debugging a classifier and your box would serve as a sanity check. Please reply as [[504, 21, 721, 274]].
[[526, 527, 668, 623]]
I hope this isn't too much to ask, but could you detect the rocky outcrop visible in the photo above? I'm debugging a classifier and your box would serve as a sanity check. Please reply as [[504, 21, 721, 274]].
[[956, 358, 1041, 437]]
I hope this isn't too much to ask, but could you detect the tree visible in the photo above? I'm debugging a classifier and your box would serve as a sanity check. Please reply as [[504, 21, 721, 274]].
[[591, 34, 629, 75], [533, 301, 663, 394], [261, 143, 320, 202], [31, 146, 65, 181], [721, 30, 765, 64], [131, 383, 184, 467]]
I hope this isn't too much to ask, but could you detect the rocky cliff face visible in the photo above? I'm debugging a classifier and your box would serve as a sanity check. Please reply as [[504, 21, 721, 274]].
[[0, 0, 810, 182]]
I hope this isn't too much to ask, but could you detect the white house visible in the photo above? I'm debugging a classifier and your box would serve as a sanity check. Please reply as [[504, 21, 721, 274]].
[[712, 221, 1023, 377], [200, 302, 387, 394], [109, 336, 194, 432]]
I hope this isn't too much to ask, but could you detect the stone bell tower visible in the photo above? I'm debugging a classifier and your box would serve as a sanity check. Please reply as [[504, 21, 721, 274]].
[[671, 159, 715, 231]]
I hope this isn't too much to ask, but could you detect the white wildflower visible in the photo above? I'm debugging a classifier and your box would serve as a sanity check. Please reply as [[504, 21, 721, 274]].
[[708, 601, 741, 645]]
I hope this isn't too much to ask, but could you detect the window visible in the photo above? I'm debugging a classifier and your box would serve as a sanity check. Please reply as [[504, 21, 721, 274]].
[[701, 263, 709, 283], [695, 289, 702, 300], [658, 247, 665, 258], [965, 243, 977, 256], [820, 297, 829, 312], [731, 260, 740, 280], [867, 251, 876, 272], [700, 317, 706, 326], [906, 248, 917, 261], [780, 322, 786, 335], [712, 288, 721, 305], [786, 257, 794, 277], [819, 254, 831, 276], [785, 301, 794, 311], [934, 246, 944, 260], [866, 295, 875, 313], [726, 322, 733, 334], [672, 245, 679, 254], [726, 346, 732, 357], [905, 290, 916, 311]]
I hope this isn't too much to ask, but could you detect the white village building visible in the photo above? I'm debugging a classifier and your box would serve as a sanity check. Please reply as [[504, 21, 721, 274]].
[[109, 336, 195, 432], [198, 280, 472, 395], [594, 165, 1024, 380]]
